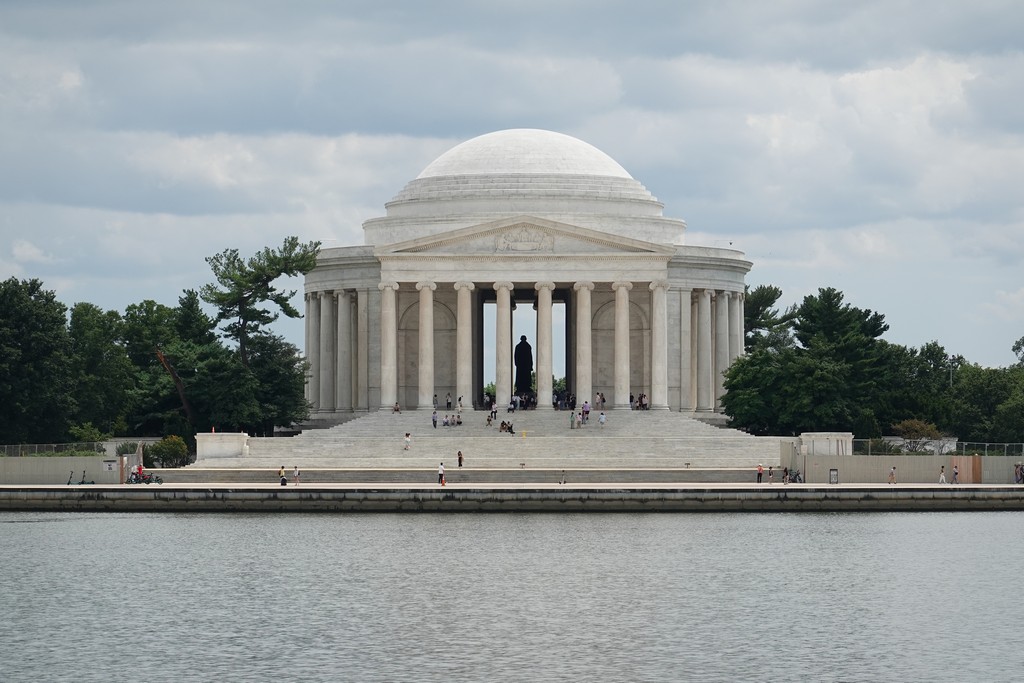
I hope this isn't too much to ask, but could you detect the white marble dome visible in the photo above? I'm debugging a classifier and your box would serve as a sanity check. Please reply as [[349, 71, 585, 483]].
[[362, 128, 687, 246], [416, 129, 633, 179]]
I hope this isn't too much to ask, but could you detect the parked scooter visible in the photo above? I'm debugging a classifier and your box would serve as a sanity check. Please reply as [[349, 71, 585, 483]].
[[67, 470, 95, 485]]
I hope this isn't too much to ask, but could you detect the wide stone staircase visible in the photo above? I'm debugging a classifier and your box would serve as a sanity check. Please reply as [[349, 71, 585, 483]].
[[192, 408, 784, 472]]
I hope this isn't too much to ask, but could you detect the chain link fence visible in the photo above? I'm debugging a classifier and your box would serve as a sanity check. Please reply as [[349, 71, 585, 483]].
[[853, 439, 1024, 458], [1, 442, 106, 457]]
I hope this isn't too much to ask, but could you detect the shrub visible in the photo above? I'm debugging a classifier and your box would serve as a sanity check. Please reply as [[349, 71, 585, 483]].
[[69, 423, 108, 443], [116, 441, 144, 456], [148, 435, 189, 468]]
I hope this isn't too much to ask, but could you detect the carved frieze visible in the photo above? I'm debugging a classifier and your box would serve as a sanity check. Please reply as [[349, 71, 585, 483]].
[[494, 225, 555, 253]]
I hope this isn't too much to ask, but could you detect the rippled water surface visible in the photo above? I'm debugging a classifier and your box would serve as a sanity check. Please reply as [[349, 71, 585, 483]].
[[1, 511, 1019, 682]]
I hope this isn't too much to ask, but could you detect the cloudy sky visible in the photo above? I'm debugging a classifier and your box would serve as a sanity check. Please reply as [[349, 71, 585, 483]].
[[2, 0, 1022, 369]]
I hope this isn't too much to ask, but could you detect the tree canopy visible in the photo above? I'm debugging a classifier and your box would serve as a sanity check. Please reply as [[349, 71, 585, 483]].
[[723, 285, 1023, 442], [200, 236, 320, 366], [0, 239, 317, 448], [0, 278, 74, 443]]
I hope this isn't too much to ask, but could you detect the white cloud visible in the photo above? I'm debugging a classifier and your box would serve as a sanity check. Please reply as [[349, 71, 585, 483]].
[[1, 1, 1022, 368], [983, 287, 1024, 323], [11, 239, 55, 264]]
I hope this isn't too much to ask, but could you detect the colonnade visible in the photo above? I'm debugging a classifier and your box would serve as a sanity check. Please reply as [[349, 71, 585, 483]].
[[304, 288, 370, 414], [305, 281, 744, 415]]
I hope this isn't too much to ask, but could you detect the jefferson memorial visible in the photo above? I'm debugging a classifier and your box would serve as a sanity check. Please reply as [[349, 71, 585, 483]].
[[303, 129, 750, 418]]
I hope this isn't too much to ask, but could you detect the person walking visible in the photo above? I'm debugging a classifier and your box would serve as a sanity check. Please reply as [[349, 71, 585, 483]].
[[757, 464, 764, 483], [446, 392, 452, 410], [438, 462, 445, 485], [767, 466, 773, 484], [598, 412, 606, 428], [888, 466, 897, 484], [457, 451, 464, 468], [432, 410, 438, 428], [951, 464, 959, 484], [293, 465, 300, 486], [939, 465, 946, 484], [404, 433, 411, 450]]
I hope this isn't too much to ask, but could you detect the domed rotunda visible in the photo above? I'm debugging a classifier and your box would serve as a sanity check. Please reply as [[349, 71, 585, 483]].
[[304, 129, 750, 416]]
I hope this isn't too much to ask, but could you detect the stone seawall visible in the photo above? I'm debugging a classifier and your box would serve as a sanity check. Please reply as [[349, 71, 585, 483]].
[[2, 484, 1024, 512]]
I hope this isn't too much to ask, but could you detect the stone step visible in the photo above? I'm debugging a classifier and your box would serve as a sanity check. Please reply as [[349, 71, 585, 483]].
[[162, 468, 757, 484], [193, 410, 784, 470]]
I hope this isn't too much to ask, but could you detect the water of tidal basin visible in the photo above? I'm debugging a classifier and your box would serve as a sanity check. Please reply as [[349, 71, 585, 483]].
[[1, 511, 1018, 682]]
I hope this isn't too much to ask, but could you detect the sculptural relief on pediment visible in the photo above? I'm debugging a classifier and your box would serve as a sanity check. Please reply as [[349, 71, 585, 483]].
[[494, 226, 555, 253]]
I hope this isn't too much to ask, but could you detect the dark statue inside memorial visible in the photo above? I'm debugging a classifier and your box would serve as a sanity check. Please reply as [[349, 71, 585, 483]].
[[514, 335, 533, 397]]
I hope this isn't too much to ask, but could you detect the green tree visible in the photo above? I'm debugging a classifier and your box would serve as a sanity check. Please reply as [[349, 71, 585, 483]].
[[175, 289, 217, 346], [724, 287, 889, 437], [68, 302, 134, 435], [122, 299, 178, 368], [148, 434, 189, 468], [200, 236, 320, 367], [720, 345, 794, 435], [0, 278, 74, 443], [120, 299, 183, 436], [991, 374, 1024, 443], [247, 333, 310, 435], [743, 284, 796, 351], [873, 341, 959, 434], [891, 418, 943, 452], [946, 364, 1011, 442], [68, 422, 108, 443]]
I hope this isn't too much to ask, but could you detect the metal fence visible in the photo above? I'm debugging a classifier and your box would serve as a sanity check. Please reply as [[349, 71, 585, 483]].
[[853, 439, 1024, 458], [0, 442, 106, 457]]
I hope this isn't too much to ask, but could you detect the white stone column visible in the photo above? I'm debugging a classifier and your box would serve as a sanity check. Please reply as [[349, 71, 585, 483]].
[[336, 290, 353, 412], [715, 290, 731, 409], [696, 289, 712, 412], [535, 282, 555, 410], [612, 281, 633, 409], [573, 281, 594, 409], [378, 282, 398, 409], [494, 282, 514, 407], [679, 288, 693, 411], [454, 282, 474, 410], [319, 290, 335, 412], [356, 289, 369, 410], [308, 291, 321, 412], [304, 293, 312, 403], [649, 280, 669, 410], [741, 290, 749, 360], [729, 290, 743, 364], [417, 281, 436, 410]]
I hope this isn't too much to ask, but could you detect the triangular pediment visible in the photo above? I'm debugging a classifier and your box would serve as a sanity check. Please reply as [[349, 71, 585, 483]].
[[375, 216, 676, 258]]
